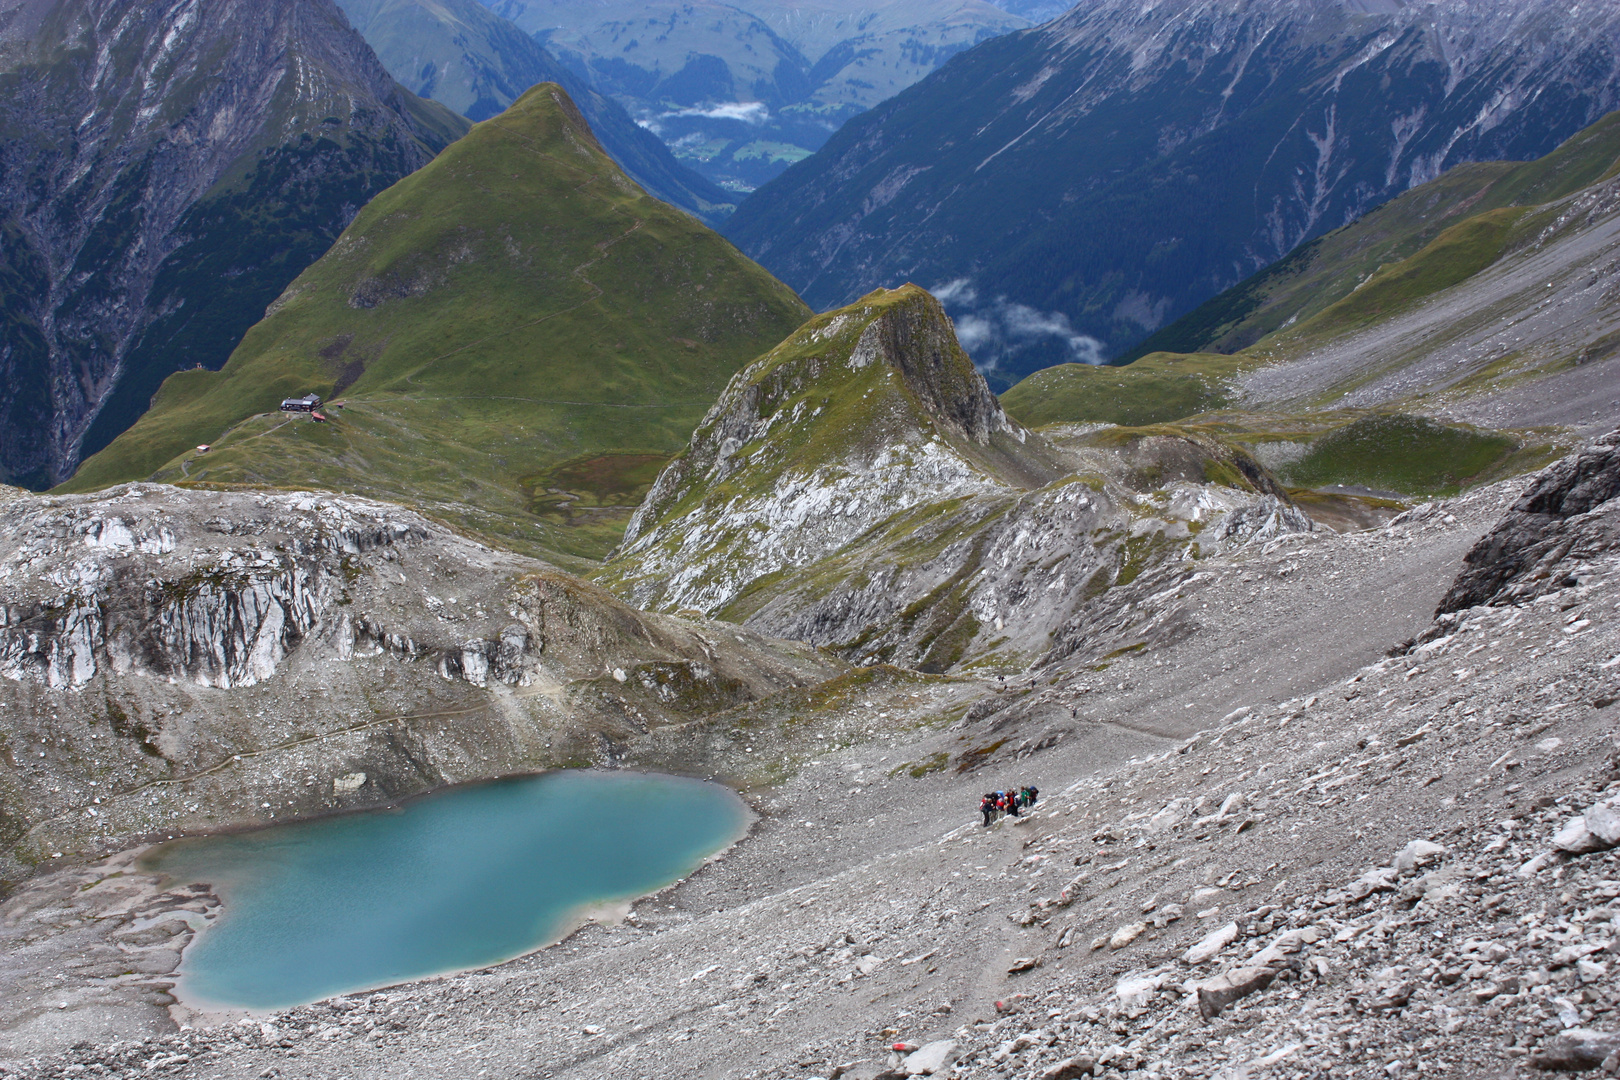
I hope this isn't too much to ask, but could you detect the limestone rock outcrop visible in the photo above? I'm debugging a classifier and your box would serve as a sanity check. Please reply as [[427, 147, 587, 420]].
[[1438, 430, 1620, 613], [0, 484, 834, 881], [603, 287, 1312, 672]]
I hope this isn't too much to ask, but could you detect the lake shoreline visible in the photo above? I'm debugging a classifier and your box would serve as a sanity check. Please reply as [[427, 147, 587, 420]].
[[139, 770, 754, 1012]]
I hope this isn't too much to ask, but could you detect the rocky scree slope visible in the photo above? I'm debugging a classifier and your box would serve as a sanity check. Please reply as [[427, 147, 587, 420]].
[[1228, 160, 1620, 438], [7, 434, 1620, 1078], [65, 84, 810, 564], [602, 286, 1315, 673], [0, 0, 468, 490], [725, 0, 1620, 382], [331, 0, 733, 221], [0, 483, 835, 888]]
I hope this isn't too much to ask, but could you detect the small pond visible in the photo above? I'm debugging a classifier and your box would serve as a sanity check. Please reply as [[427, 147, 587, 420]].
[[140, 771, 749, 1010]]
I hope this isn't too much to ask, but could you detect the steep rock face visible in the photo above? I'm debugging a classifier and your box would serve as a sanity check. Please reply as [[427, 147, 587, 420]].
[[0, 0, 468, 489], [332, 0, 733, 221], [1438, 431, 1620, 613], [725, 0, 1620, 382], [0, 484, 834, 882], [602, 288, 1311, 671]]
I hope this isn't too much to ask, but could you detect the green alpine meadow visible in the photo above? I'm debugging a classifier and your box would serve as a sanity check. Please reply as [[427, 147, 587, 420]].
[[65, 84, 810, 564]]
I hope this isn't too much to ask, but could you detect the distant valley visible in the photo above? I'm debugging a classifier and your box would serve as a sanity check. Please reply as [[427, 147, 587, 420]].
[[332, 0, 735, 221], [488, 0, 1028, 191]]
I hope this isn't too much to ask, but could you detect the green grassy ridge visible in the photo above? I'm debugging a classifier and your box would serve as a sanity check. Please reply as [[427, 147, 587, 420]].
[[1272, 207, 1527, 348], [1126, 109, 1620, 360], [1023, 404, 1563, 500], [63, 84, 810, 563], [998, 115, 1620, 495], [1001, 352, 1248, 429], [1189, 411, 1567, 499], [77, 122, 471, 467]]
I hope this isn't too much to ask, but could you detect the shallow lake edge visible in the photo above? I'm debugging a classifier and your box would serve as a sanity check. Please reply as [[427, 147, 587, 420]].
[[136, 769, 759, 1017]]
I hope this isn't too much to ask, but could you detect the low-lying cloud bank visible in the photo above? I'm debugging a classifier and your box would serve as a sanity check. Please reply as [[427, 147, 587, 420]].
[[638, 101, 771, 135], [929, 278, 1106, 374]]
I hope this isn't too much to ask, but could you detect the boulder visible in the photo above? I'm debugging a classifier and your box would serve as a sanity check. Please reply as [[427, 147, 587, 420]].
[[1183, 922, 1239, 965], [902, 1040, 958, 1076], [1041, 1055, 1097, 1080], [1530, 1028, 1620, 1071], [1250, 925, 1322, 967], [333, 772, 367, 794], [1114, 970, 1172, 1006], [1197, 966, 1277, 1019], [1438, 431, 1620, 614], [1394, 840, 1446, 873], [1552, 803, 1620, 855], [1345, 867, 1398, 900], [1108, 922, 1146, 950]]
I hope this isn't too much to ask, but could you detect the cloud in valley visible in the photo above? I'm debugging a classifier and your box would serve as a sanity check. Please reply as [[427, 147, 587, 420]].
[[639, 102, 771, 135], [927, 278, 1105, 373]]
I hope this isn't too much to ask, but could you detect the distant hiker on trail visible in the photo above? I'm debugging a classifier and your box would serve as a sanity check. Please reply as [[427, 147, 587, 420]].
[[978, 787, 1038, 824]]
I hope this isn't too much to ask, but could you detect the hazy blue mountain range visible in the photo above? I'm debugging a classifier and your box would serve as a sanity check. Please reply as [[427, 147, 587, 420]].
[[333, 0, 733, 220], [485, 0, 1027, 192], [724, 0, 1620, 388], [0, 0, 467, 489]]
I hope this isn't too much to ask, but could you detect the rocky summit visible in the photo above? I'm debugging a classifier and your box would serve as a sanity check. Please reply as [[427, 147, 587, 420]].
[[603, 286, 1315, 673]]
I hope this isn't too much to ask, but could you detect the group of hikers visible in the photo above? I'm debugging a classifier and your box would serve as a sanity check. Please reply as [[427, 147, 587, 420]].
[[979, 786, 1038, 826]]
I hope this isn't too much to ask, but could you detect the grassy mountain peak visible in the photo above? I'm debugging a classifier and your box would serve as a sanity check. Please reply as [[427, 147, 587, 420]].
[[333, 0, 736, 222], [63, 83, 810, 565]]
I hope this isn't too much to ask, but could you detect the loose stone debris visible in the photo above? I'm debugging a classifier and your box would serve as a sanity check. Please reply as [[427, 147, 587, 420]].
[[4, 441, 1620, 1079]]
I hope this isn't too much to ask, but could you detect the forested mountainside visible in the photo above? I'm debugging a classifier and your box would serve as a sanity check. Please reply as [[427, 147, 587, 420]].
[[332, 0, 733, 221], [487, 0, 1027, 192], [0, 0, 468, 490], [65, 86, 810, 566], [725, 0, 1620, 387]]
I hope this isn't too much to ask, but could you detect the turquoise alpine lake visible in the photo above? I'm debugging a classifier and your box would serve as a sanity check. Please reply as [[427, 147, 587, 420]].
[[140, 771, 749, 1010]]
